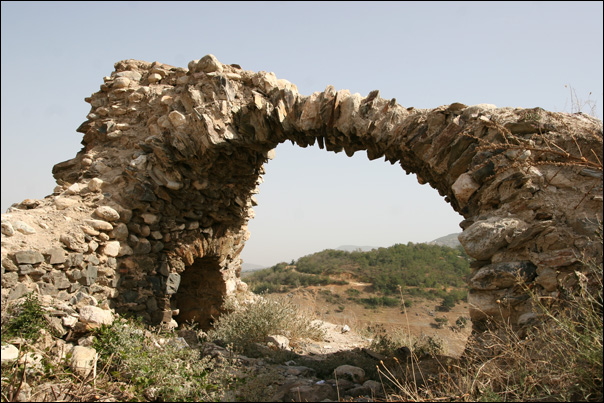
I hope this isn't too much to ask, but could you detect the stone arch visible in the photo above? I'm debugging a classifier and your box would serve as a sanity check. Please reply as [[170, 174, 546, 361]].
[[3, 55, 601, 332]]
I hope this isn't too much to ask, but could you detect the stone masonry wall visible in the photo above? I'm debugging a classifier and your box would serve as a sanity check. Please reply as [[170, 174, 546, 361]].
[[2, 54, 602, 333]]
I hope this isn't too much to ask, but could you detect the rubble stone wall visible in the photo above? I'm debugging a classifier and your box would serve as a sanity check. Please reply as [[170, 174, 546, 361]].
[[2, 55, 602, 331]]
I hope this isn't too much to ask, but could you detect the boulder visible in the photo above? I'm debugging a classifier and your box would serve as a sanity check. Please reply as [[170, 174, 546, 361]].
[[78, 305, 114, 326], [70, 346, 97, 377]]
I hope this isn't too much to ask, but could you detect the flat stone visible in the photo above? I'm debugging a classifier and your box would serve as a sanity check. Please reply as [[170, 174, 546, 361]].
[[18, 264, 35, 275], [13, 221, 36, 234], [133, 238, 152, 254], [84, 219, 114, 231], [81, 225, 100, 236], [168, 111, 186, 127], [7, 283, 29, 300], [110, 222, 128, 240], [102, 241, 121, 257], [54, 197, 79, 210], [38, 282, 58, 296], [14, 250, 44, 264], [197, 54, 223, 73], [148, 73, 162, 83], [1, 344, 19, 363], [65, 183, 83, 195], [87, 178, 103, 192], [47, 248, 66, 264], [459, 217, 528, 260], [535, 267, 558, 291], [94, 206, 120, 222], [116, 70, 142, 81], [63, 315, 78, 328], [452, 173, 480, 205], [118, 243, 134, 256], [266, 334, 290, 349], [532, 249, 578, 267], [469, 261, 537, 290], [79, 305, 114, 326], [165, 272, 181, 294], [81, 264, 98, 286], [1, 221, 14, 236], [60, 233, 88, 253], [51, 271, 71, 290], [141, 213, 159, 225], [113, 76, 130, 88]]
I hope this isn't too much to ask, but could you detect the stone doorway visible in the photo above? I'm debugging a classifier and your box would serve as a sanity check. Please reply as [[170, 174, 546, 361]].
[[172, 256, 227, 330]]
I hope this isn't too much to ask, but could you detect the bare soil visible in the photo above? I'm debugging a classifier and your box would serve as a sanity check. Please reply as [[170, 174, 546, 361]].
[[285, 282, 472, 357]]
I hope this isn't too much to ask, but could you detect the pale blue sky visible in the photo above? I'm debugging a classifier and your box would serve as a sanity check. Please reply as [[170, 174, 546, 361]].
[[2, 1, 602, 266]]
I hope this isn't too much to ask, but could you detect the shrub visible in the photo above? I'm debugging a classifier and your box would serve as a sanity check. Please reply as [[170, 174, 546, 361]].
[[93, 318, 236, 401], [346, 288, 361, 298], [207, 295, 325, 353], [455, 315, 468, 329], [3, 293, 47, 342], [433, 316, 449, 329], [359, 295, 400, 309], [365, 324, 446, 358]]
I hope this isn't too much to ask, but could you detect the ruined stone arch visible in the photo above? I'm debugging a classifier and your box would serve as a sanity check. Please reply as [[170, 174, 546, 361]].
[[3, 55, 602, 332]]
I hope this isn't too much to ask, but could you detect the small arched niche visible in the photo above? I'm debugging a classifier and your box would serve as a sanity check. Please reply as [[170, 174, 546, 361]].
[[172, 256, 227, 330]]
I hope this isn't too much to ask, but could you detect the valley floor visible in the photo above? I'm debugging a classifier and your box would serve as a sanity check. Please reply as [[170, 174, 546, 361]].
[[280, 282, 472, 357]]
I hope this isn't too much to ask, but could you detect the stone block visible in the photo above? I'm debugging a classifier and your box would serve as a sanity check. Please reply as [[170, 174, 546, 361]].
[[459, 217, 528, 261], [14, 250, 45, 264], [79, 305, 114, 326], [165, 273, 181, 295], [70, 346, 97, 377]]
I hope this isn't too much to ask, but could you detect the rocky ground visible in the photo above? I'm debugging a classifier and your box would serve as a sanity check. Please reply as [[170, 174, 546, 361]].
[[1, 293, 456, 402]]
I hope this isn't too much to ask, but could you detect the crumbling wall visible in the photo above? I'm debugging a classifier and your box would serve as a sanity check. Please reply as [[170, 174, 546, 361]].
[[2, 54, 602, 332]]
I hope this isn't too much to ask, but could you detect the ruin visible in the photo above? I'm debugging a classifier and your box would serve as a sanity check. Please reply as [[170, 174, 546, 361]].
[[1, 55, 602, 332]]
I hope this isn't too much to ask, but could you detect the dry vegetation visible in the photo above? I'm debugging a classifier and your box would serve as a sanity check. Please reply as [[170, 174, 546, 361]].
[[2, 239, 601, 402]]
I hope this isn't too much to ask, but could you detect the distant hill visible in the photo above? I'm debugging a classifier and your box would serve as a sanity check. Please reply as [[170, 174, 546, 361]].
[[427, 233, 461, 248], [336, 245, 377, 252], [243, 234, 461, 274], [241, 262, 267, 272], [244, 242, 471, 295]]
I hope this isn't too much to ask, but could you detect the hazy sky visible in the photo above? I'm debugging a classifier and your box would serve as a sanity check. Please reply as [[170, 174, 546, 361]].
[[2, 1, 602, 267]]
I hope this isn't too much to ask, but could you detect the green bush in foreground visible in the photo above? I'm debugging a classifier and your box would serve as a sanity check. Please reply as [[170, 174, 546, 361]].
[[93, 319, 236, 401], [2, 293, 48, 342]]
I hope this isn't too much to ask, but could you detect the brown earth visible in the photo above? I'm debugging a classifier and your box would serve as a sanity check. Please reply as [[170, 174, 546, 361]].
[[283, 281, 472, 357]]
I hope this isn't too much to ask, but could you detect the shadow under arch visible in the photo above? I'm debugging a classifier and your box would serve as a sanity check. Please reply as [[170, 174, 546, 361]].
[[172, 256, 226, 330]]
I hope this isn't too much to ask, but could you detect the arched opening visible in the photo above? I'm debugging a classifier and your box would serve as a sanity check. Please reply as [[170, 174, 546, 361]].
[[172, 256, 227, 330], [239, 142, 472, 355], [241, 142, 465, 267]]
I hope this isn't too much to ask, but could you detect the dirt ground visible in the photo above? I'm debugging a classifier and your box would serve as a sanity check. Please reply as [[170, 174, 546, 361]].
[[285, 282, 472, 357]]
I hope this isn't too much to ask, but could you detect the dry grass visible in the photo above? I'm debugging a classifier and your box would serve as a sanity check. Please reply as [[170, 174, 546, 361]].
[[207, 293, 326, 354], [376, 234, 603, 402]]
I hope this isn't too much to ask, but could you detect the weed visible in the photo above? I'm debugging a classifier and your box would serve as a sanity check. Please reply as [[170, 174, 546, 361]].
[[2, 293, 47, 342], [565, 84, 599, 117]]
